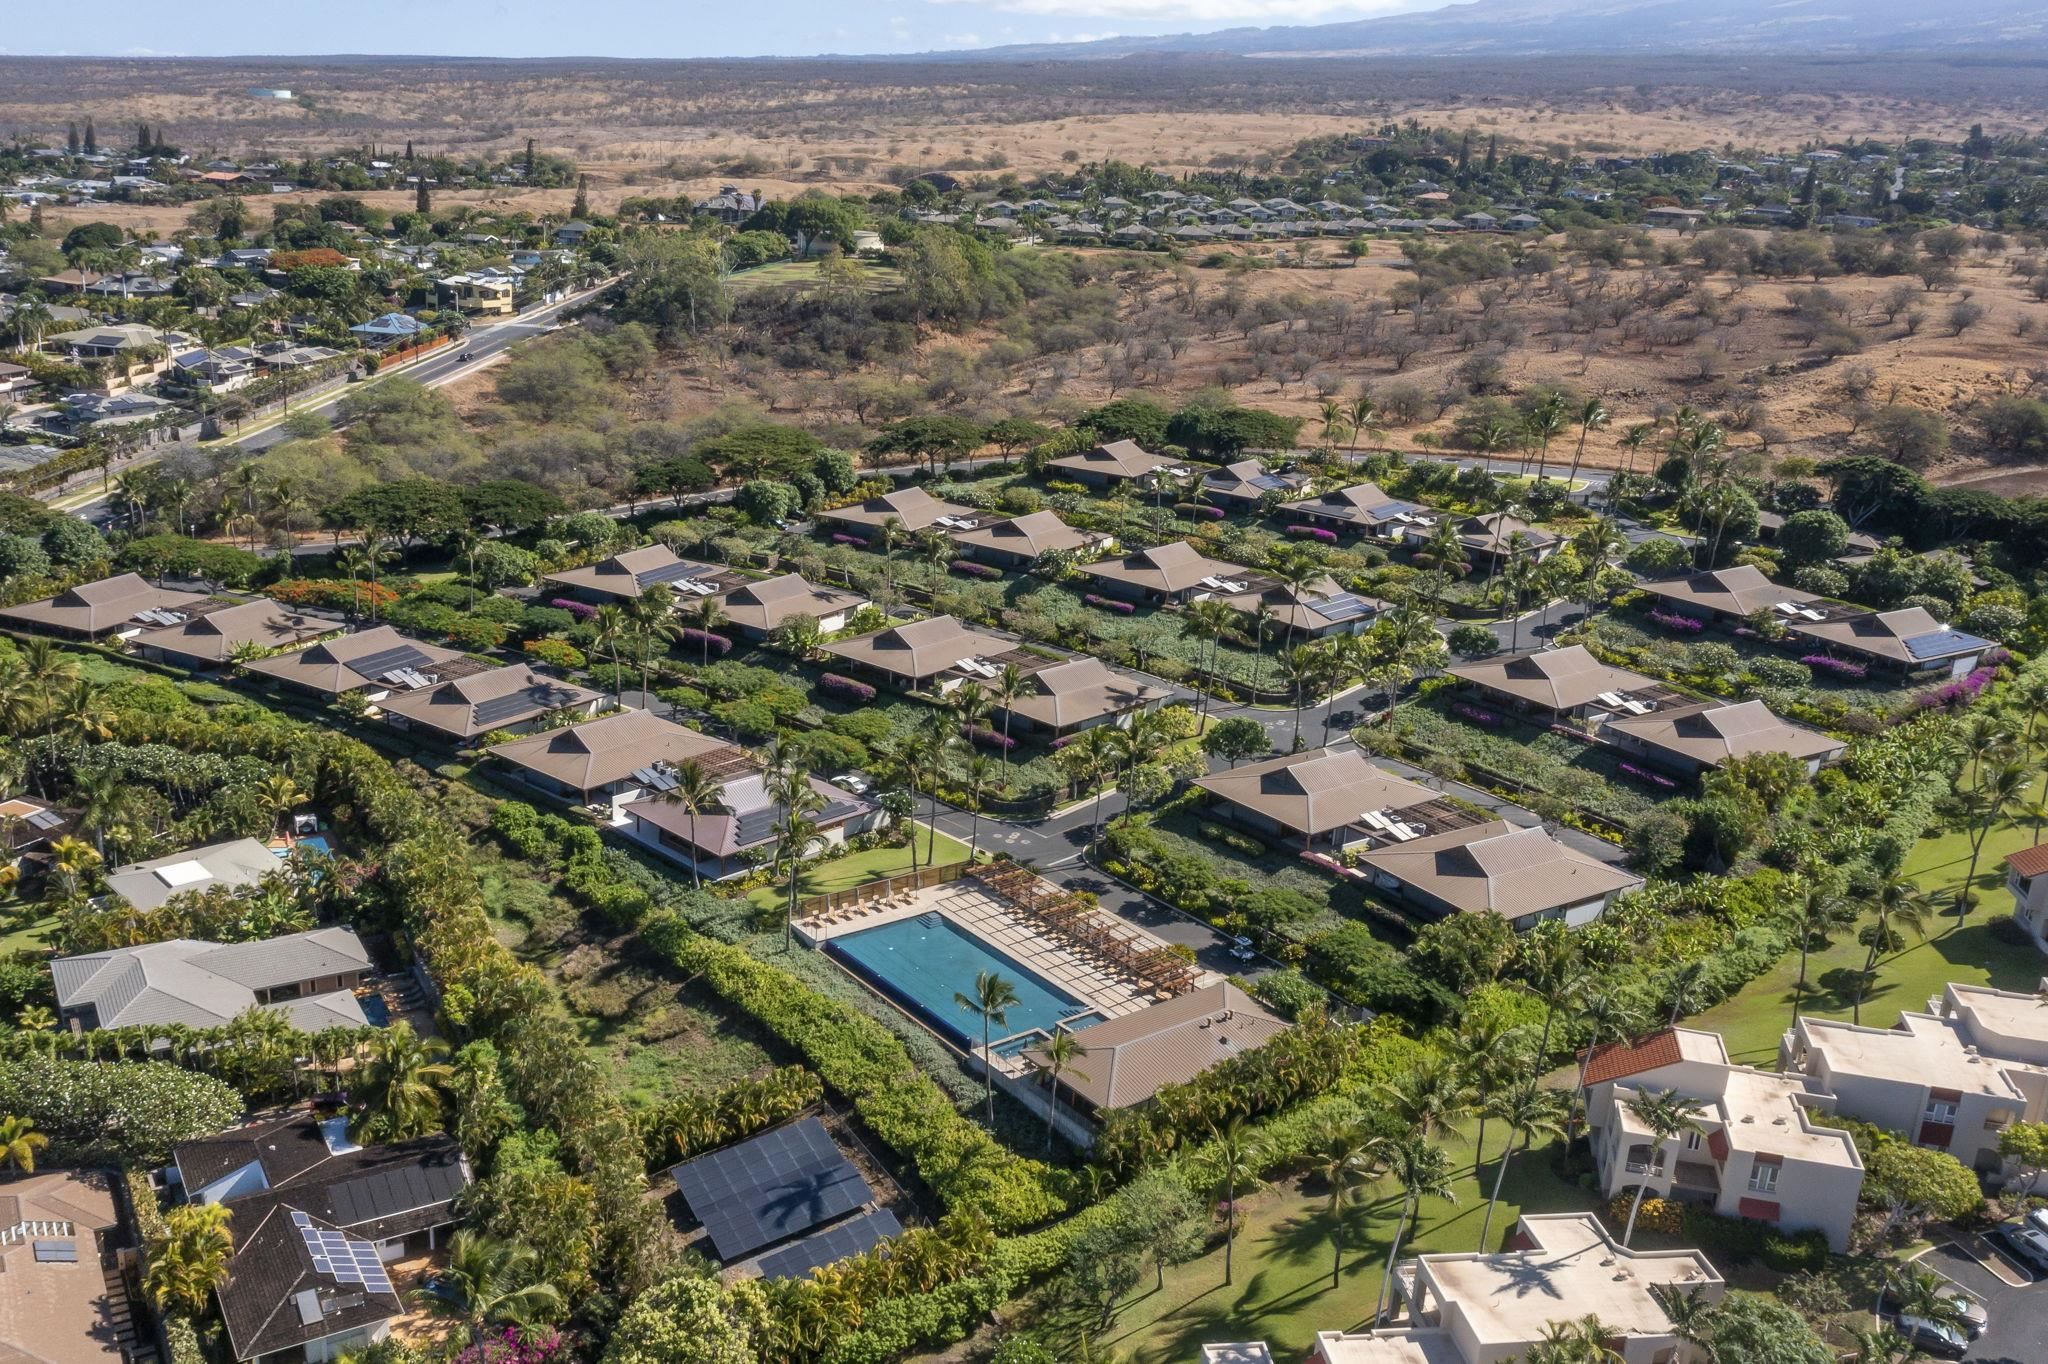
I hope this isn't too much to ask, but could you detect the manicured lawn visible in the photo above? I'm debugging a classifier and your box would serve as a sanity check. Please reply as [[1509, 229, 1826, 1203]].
[[1690, 774, 2048, 1067], [1105, 1121, 1594, 1364], [0, 910, 58, 957], [743, 827, 971, 912], [729, 259, 902, 292]]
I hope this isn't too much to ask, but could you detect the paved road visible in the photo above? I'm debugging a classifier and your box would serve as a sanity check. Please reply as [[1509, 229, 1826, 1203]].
[[1910, 1240, 2044, 1363]]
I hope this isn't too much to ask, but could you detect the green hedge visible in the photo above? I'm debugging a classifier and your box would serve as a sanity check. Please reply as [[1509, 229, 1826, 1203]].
[[639, 916, 1067, 1231]]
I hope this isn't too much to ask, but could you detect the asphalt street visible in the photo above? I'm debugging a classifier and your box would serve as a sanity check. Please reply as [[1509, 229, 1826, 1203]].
[[1911, 1240, 2045, 1363]]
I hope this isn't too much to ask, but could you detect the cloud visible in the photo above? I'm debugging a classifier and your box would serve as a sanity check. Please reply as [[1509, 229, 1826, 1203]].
[[932, 0, 1402, 21], [939, 31, 987, 45]]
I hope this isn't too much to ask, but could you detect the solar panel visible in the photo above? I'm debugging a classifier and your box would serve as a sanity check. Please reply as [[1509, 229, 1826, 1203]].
[[1367, 500, 1422, 518], [756, 1208, 903, 1280], [732, 807, 783, 848], [346, 643, 435, 680], [32, 1240, 77, 1263], [290, 1210, 395, 1296], [1902, 629, 1991, 661], [1307, 593, 1380, 624], [633, 766, 679, 793], [326, 1156, 467, 1227], [24, 810, 62, 830], [471, 691, 548, 729], [1249, 474, 1294, 492], [635, 560, 714, 587], [669, 1118, 874, 1262]]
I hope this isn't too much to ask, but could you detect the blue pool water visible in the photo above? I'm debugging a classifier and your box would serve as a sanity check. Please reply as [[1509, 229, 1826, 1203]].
[[828, 915, 1103, 1052], [276, 834, 335, 857], [359, 994, 391, 1026]]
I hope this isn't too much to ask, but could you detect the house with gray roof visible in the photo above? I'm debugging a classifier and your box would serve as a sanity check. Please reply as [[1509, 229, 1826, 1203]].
[[52, 924, 371, 1033], [102, 837, 286, 911]]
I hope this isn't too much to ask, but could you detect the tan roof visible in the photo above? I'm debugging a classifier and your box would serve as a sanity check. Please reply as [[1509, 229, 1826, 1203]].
[[623, 772, 870, 858], [1080, 540, 1252, 595], [1218, 577, 1385, 633], [1456, 512, 1557, 553], [1636, 564, 1812, 619], [1280, 481, 1418, 527], [1599, 700, 1843, 769], [133, 599, 334, 663], [1046, 438, 1177, 481], [0, 1169, 125, 1364], [375, 664, 601, 739], [0, 573, 208, 636], [715, 573, 868, 633], [1023, 981, 1289, 1110], [489, 709, 746, 795], [1195, 748, 1437, 839], [945, 510, 1096, 559], [240, 625, 472, 695], [818, 485, 975, 532], [997, 658, 1173, 730], [1787, 605, 1988, 664], [1446, 645, 1662, 711], [1202, 459, 1308, 500], [1358, 819, 1643, 919], [821, 615, 1017, 681], [543, 545, 714, 600]]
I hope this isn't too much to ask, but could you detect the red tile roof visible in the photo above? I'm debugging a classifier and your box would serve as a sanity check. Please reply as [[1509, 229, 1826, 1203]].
[[1579, 1029, 1683, 1086], [2007, 843, 2048, 877]]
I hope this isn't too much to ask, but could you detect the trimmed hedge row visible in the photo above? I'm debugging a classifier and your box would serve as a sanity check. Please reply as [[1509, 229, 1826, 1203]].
[[639, 916, 1068, 1231]]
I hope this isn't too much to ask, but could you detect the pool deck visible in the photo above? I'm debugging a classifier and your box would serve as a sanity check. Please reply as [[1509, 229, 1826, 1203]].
[[798, 880, 1222, 1074]]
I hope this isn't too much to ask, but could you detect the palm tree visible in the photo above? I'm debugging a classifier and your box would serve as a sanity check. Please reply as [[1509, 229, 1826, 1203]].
[[1277, 646, 1320, 751], [1376, 1053, 1472, 1144], [775, 792, 826, 952], [1884, 1264, 1972, 1339], [1038, 1027, 1089, 1154], [1455, 1012, 1529, 1169], [0, 1115, 48, 1172], [687, 596, 726, 666], [1662, 959, 1710, 1027], [1652, 1283, 1720, 1364], [1956, 759, 2029, 920], [627, 583, 678, 703], [991, 663, 1028, 771], [1618, 1089, 1706, 1246], [255, 771, 309, 840], [1078, 723, 1122, 850], [1524, 391, 1571, 481], [353, 1022, 453, 1140], [912, 718, 961, 871], [1855, 872, 1933, 1024], [1412, 519, 1470, 612], [1563, 397, 1611, 496], [144, 1202, 234, 1316], [955, 971, 1020, 1127], [1311, 1116, 1387, 1287], [1202, 1117, 1266, 1287], [657, 759, 724, 890], [960, 753, 996, 862], [591, 604, 629, 706], [1476, 1084, 1569, 1251], [1374, 1133, 1457, 1322], [418, 1231, 564, 1342], [1347, 394, 1384, 454], [1570, 993, 1646, 1141], [1787, 875, 1843, 1032], [1180, 599, 1237, 716]]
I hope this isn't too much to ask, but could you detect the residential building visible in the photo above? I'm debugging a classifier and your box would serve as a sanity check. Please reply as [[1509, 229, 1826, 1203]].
[[173, 1113, 469, 1364], [489, 709, 749, 808], [433, 272, 514, 315], [1643, 206, 1709, 230], [63, 390, 177, 426], [1200, 459, 1309, 509], [992, 657, 1174, 740], [1454, 513, 1559, 567], [944, 510, 1108, 571], [552, 221, 594, 247], [692, 186, 758, 224], [98, 837, 284, 912], [0, 360, 37, 397], [1583, 1028, 1863, 1251], [1314, 1213, 1723, 1364], [542, 544, 719, 604], [1043, 439, 1187, 489], [0, 573, 210, 639], [372, 665, 603, 742], [52, 923, 371, 1032], [1280, 483, 1440, 541], [241, 626, 479, 698], [1633, 564, 1820, 629], [1357, 820, 1643, 930], [0, 1169, 134, 1364], [816, 485, 978, 537], [1782, 983, 2048, 1172], [2005, 842, 2048, 955], [129, 598, 337, 670], [1194, 748, 1445, 854], [1445, 645, 1677, 724], [1218, 577, 1387, 640], [1079, 540, 1258, 607], [1020, 982, 1289, 1118], [1597, 700, 1846, 778], [347, 313, 423, 349], [714, 573, 869, 639], [821, 615, 1023, 694], [1786, 605, 1991, 677], [0, 796, 73, 856], [621, 769, 877, 881], [172, 346, 261, 392]]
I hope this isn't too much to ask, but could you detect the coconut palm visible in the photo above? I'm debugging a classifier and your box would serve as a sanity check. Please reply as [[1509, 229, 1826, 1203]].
[[1311, 1116, 1387, 1287], [1038, 1026, 1089, 1154], [590, 604, 629, 706], [1375, 1053, 1473, 1144], [1201, 1116, 1267, 1287], [1855, 872, 1934, 1024], [1374, 1133, 1457, 1322], [775, 792, 826, 953], [1563, 397, 1612, 495], [1180, 599, 1237, 716], [1077, 723, 1123, 850], [144, 1202, 234, 1316], [1652, 1283, 1720, 1363], [1277, 646, 1321, 751], [1347, 395, 1384, 454], [1476, 1083, 1569, 1251], [1570, 993, 1646, 1140], [1526, 1315, 1624, 1364], [955, 971, 1020, 1126], [627, 583, 680, 703], [353, 1022, 453, 1141], [1957, 759, 2029, 920], [960, 753, 996, 862], [1524, 392, 1571, 481], [0, 1115, 48, 1172], [418, 1230, 564, 1341], [1455, 1012, 1531, 1169], [991, 663, 1028, 770], [1618, 1089, 1706, 1246], [686, 596, 726, 666], [657, 759, 724, 891]]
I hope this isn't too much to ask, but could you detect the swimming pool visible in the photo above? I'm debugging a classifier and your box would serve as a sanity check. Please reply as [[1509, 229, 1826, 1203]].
[[827, 914, 1103, 1053], [275, 834, 335, 858]]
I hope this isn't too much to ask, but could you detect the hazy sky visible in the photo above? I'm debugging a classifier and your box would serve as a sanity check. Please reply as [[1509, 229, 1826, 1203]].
[[6, 0, 1424, 58]]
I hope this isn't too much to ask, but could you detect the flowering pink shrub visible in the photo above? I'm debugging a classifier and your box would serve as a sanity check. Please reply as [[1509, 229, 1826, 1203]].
[[950, 559, 1002, 578], [820, 673, 876, 702], [679, 628, 730, 657], [454, 1329, 569, 1364], [961, 724, 1017, 751], [831, 533, 868, 547], [1287, 525, 1339, 542], [1916, 666, 1996, 711], [1174, 503, 1227, 520], [1084, 593, 1137, 614], [1453, 703, 1502, 727], [549, 597, 597, 620], [1647, 608, 1705, 633], [1801, 653, 1867, 681], [1619, 761, 1680, 790]]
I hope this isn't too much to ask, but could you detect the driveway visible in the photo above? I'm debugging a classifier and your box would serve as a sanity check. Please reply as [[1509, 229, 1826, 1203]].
[[1912, 1241, 2046, 1363]]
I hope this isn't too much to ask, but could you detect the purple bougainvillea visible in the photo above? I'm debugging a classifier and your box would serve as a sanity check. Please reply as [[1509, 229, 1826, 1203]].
[[1619, 761, 1680, 790], [455, 1330, 569, 1364], [1085, 593, 1137, 615], [1647, 608, 1706, 634], [831, 533, 868, 547], [1174, 503, 1227, 520], [961, 724, 1017, 751], [950, 559, 1003, 578], [679, 627, 731, 657], [1801, 653, 1867, 681], [1453, 703, 1502, 728], [549, 597, 597, 620], [820, 673, 876, 702], [1287, 524, 1339, 543], [1916, 665, 1997, 711]]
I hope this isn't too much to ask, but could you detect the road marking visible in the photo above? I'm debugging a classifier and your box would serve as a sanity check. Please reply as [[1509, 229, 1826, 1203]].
[[1936, 1232, 2035, 1287]]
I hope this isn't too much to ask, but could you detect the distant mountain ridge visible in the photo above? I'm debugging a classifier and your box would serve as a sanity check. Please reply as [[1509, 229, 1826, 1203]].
[[950, 0, 2048, 60]]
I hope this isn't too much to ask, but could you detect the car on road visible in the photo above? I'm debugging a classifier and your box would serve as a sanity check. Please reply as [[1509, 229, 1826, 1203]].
[[1893, 1313, 1969, 1359], [1999, 1209, 2048, 1270], [1883, 1282, 1988, 1339]]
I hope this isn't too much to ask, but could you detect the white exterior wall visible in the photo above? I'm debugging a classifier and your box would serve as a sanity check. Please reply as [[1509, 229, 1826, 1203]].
[[2008, 867, 2048, 955]]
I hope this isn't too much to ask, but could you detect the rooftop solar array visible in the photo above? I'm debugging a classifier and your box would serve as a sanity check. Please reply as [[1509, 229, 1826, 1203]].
[[635, 560, 713, 587], [632, 765, 680, 793], [347, 643, 435, 680], [326, 1157, 468, 1227], [1247, 473, 1296, 492], [756, 1208, 903, 1280], [32, 1240, 77, 1263], [290, 1210, 395, 1296], [24, 809, 62, 830], [670, 1117, 873, 1262], [470, 690, 549, 729], [1368, 500, 1423, 518], [1903, 629, 1992, 661], [1306, 592, 1380, 624]]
